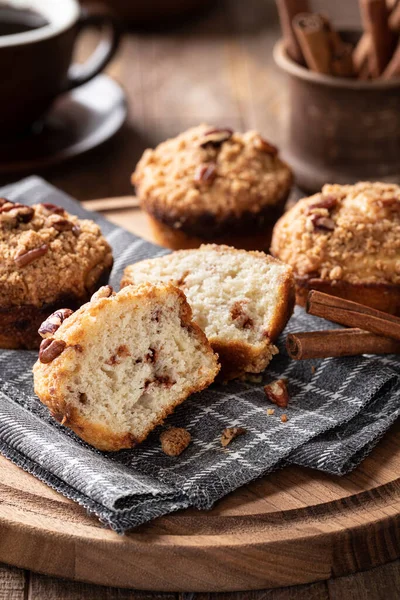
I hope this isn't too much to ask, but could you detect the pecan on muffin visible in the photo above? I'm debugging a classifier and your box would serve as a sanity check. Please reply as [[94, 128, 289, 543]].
[[0, 199, 113, 349], [270, 182, 400, 315], [132, 124, 293, 251]]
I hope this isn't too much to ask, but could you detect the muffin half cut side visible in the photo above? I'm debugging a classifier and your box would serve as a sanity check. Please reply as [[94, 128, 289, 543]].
[[33, 283, 220, 451], [121, 245, 295, 380]]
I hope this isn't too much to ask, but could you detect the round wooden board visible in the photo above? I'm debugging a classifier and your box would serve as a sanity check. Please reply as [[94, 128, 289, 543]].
[[1, 199, 400, 592]]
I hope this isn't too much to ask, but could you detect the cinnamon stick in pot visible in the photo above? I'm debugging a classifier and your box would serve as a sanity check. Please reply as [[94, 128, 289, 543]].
[[306, 291, 400, 342], [353, 33, 373, 78], [293, 13, 332, 74], [389, 0, 400, 30], [382, 39, 400, 78], [286, 328, 400, 360], [321, 16, 354, 77], [359, 0, 396, 76], [331, 43, 355, 77], [275, 0, 309, 64]]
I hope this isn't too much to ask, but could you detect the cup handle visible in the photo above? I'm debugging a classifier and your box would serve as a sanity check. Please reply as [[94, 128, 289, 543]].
[[63, 12, 121, 92]]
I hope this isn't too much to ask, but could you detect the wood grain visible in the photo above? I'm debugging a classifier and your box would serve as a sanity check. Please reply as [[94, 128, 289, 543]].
[[0, 564, 25, 600]]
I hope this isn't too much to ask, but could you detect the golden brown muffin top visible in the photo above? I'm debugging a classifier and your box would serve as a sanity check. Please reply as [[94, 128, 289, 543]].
[[271, 182, 400, 286], [0, 200, 113, 308], [132, 124, 293, 234]]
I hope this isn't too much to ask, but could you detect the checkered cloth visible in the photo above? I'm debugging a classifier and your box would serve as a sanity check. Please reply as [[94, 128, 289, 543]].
[[0, 176, 399, 533]]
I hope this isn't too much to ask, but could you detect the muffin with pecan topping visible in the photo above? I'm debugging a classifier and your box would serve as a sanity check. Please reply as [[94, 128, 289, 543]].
[[0, 199, 113, 349], [132, 124, 293, 251], [271, 182, 400, 315]]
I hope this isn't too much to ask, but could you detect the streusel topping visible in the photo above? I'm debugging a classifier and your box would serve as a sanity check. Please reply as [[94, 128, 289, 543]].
[[132, 124, 293, 227], [0, 201, 113, 307], [271, 182, 400, 285]]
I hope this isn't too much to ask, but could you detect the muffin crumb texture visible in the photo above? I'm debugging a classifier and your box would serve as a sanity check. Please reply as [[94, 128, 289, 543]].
[[160, 427, 191, 456], [33, 283, 219, 451], [121, 244, 295, 380]]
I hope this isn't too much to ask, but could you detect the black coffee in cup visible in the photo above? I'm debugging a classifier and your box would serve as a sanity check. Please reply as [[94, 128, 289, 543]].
[[0, 6, 49, 36]]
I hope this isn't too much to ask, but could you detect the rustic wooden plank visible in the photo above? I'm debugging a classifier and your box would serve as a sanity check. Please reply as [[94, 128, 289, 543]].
[[186, 581, 329, 599], [29, 572, 179, 600], [327, 559, 400, 600], [0, 563, 25, 600]]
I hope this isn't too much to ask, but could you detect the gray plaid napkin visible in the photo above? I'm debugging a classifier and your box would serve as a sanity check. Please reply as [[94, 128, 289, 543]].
[[1, 176, 399, 533]]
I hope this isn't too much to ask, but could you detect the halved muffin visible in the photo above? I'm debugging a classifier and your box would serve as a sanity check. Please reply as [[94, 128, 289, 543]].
[[121, 245, 295, 380], [33, 283, 219, 451]]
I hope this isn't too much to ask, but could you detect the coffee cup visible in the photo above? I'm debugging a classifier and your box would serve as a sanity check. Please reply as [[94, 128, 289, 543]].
[[0, 0, 121, 137]]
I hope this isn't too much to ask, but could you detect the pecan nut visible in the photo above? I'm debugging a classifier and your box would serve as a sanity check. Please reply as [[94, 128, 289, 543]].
[[199, 127, 233, 148], [264, 379, 289, 408], [46, 214, 74, 232], [221, 426, 246, 447], [307, 194, 338, 213], [14, 244, 48, 267], [377, 197, 400, 209], [253, 135, 278, 155], [313, 215, 335, 231], [38, 308, 74, 338], [194, 162, 217, 185], [0, 200, 34, 224], [39, 338, 66, 363], [40, 202, 65, 215], [91, 285, 114, 301]]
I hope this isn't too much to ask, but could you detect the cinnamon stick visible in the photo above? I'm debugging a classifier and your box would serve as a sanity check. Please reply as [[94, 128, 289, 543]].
[[306, 291, 400, 342], [331, 43, 355, 77], [353, 33, 373, 78], [359, 0, 396, 76], [275, 0, 309, 64], [286, 328, 400, 360], [382, 38, 400, 77], [321, 16, 355, 77], [293, 13, 332, 75], [389, 0, 400, 30]]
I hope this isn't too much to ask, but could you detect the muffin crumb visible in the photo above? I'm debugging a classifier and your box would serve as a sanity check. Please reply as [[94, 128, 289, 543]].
[[160, 427, 192, 456]]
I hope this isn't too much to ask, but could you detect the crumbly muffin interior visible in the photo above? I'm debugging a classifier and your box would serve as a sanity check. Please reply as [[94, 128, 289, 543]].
[[37, 285, 218, 440], [122, 246, 291, 348]]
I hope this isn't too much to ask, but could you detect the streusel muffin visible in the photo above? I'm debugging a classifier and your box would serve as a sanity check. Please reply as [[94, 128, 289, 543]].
[[271, 182, 400, 315], [0, 199, 113, 349], [33, 283, 219, 451], [132, 124, 293, 251], [121, 245, 294, 380]]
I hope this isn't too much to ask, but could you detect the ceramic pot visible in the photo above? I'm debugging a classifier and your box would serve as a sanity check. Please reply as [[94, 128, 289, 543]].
[[274, 39, 400, 192]]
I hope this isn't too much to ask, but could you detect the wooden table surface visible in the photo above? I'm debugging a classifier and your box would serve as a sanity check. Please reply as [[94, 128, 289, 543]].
[[2, 0, 400, 597]]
